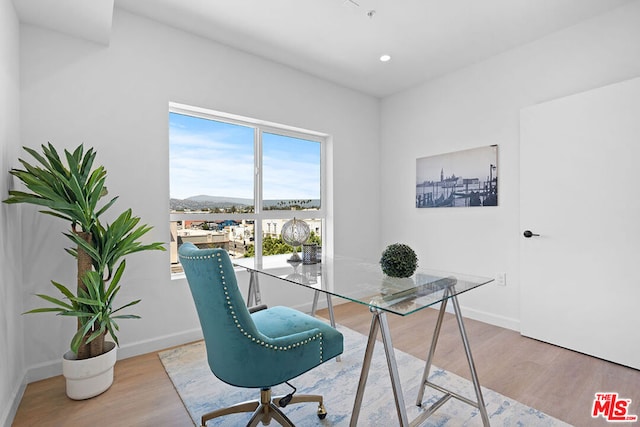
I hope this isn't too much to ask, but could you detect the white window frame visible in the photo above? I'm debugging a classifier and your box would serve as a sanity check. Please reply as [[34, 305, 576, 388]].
[[169, 102, 332, 275]]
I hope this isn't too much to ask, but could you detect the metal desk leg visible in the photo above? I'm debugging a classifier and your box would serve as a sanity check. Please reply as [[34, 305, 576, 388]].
[[311, 291, 336, 328], [246, 270, 262, 307], [451, 294, 490, 426], [325, 293, 337, 329], [311, 291, 319, 316], [416, 289, 450, 406], [350, 309, 409, 427], [312, 290, 340, 361], [415, 292, 490, 427]]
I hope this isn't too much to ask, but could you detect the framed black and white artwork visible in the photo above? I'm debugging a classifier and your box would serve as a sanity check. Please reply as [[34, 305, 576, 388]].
[[416, 145, 498, 208]]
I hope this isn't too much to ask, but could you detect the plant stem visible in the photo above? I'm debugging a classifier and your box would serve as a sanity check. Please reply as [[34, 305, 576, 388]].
[[75, 232, 105, 359]]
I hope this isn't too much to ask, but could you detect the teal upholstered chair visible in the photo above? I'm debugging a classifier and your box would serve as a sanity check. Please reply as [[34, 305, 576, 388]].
[[178, 243, 343, 427]]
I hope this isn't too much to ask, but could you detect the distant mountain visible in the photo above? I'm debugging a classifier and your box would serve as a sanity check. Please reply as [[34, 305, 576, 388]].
[[170, 196, 248, 211], [170, 195, 320, 211], [186, 195, 253, 205]]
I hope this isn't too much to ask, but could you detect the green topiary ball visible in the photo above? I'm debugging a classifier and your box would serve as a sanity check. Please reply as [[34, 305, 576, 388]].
[[379, 243, 418, 278]]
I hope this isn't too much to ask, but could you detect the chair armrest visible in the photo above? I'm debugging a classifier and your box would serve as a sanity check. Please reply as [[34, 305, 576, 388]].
[[266, 328, 323, 349]]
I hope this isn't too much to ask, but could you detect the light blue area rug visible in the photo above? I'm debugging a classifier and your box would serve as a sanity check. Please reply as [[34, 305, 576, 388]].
[[159, 325, 571, 426]]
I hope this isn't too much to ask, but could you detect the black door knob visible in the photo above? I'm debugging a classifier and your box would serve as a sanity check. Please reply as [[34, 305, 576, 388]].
[[523, 230, 540, 238]]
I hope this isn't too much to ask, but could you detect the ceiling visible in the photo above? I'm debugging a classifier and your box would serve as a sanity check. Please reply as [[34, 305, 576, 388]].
[[12, 0, 114, 45], [13, 0, 636, 97]]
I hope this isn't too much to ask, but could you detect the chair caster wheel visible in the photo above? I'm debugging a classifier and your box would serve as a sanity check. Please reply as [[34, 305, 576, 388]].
[[317, 403, 327, 419]]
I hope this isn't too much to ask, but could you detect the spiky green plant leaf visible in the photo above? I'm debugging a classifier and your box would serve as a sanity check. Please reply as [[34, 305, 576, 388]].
[[6, 143, 165, 357]]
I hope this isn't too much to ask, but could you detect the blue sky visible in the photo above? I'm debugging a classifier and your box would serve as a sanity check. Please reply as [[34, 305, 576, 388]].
[[169, 112, 321, 201]]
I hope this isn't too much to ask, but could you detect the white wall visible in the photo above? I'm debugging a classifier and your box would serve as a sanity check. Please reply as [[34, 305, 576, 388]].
[[19, 8, 380, 380], [0, 0, 25, 425], [380, 1, 640, 330], [15, 0, 640, 392]]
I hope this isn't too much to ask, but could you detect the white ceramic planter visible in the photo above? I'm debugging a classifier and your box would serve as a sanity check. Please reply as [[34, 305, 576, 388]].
[[62, 341, 117, 400]]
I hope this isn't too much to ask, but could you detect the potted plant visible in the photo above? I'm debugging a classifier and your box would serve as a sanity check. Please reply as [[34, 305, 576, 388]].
[[4, 143, 165, 399], [380, 243, 418, 278]]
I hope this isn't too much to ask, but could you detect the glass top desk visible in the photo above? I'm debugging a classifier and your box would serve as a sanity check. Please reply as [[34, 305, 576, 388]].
[[233, 254, 494, 426]]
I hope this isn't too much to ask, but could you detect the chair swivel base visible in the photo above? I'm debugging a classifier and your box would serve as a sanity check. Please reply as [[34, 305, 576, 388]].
[[200, 387, 327, 427]]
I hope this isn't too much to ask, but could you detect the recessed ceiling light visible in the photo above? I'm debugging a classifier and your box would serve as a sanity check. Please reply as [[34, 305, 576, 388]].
[[380, 54, 392, 62]]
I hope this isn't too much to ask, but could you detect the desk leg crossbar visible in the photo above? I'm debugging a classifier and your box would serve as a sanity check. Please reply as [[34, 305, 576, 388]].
[[350, 290, 490, 427]]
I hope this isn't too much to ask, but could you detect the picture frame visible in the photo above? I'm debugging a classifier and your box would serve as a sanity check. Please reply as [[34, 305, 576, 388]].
[[416, 145, 498, 208]]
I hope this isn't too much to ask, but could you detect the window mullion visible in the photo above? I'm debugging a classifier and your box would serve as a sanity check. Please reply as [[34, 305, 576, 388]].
[[254, 127, 263, 261]]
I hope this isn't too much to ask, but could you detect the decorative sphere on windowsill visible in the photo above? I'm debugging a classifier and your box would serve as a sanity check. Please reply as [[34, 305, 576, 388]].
[[379, 243, 418, 278], [281, 218, 311, 263]]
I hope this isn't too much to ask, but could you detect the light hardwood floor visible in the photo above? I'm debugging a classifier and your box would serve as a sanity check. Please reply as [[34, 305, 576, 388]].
[[13, 302, 640, 426]]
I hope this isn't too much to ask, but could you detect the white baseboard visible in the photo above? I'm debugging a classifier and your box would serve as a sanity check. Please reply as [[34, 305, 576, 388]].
[[117, 328, 203, 360], [452, 304, 520, 332], [1, 373, 27, 427], [290, 296, 343, 317], [26, 359, 63, 383], [295, 297, 521, 333], [23, 302, 517, 383], [26, 328, 204, 383]]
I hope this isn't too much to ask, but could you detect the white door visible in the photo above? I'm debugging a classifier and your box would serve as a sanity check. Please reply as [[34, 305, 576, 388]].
[[520, 76, 640, 370]]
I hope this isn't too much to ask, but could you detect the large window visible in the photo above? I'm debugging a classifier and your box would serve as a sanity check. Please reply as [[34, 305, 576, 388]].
[[169, 103, 327, 274]]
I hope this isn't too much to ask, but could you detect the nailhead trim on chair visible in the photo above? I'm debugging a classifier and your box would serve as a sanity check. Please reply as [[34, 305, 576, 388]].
[[179, 251, 324, 363]]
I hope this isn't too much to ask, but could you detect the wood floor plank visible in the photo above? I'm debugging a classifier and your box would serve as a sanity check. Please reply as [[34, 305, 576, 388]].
[[12, 302, 640, 426], [12, 351, 193, 427]]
